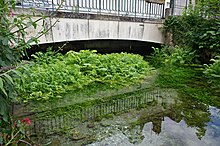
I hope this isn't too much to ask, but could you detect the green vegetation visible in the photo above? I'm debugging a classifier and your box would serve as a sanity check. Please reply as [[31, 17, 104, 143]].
[[204, 56, 220, 85], [15, 50, 153, 102], [150, 45, 220, 107], [154, 0, 220, 107], [150, 46, 195, 68], [0, 0, 60, 145], [0, 0, 48, 118], [164, 0, 220, 63], [155, 66, 196, 88], [0, 0, 219, 144]]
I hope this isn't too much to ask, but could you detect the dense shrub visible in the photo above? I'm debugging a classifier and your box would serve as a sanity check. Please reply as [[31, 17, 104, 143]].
[[15, 50, 153, 102], [164, 0, 220, 63]]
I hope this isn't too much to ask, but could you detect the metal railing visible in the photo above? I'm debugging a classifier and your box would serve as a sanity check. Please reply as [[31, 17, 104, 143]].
[[17, 0, 165, 19]]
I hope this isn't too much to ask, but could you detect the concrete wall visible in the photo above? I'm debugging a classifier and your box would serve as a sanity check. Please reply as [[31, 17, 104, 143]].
[[49, 18, 164, 44], [15, 9, 164, 45]]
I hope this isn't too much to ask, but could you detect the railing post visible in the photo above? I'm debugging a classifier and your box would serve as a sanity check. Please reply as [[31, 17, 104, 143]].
[[162, 3, 165, 19], [149, 2, 151, 19], [77, 0, 79, 13], [108, 0, 111, 13], [135, 0, 137, 19], [99, 0, 101, 14], [185, 0, 188, 9], [123, 0, 126, 14], [118, 0, 120, 16], [52, 0, 54, 11], [170, 0, 174, 16]]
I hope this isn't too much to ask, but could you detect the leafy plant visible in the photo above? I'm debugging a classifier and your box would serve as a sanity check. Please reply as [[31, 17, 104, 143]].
[[0, 0, 65, 116], [150, 46, 195, 67], [197, 0, 220, 18], [15, 50, 153, 102], [0, 0, 48, 119], [204, 56, 220, 85], [0, 0, 46, 67], [164, 0, 220, 63], [0, 0, 63, 144], [0, 69, 21, 120]]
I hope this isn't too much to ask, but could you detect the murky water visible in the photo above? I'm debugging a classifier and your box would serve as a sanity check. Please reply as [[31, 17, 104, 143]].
[[38, 89, 220, 146]]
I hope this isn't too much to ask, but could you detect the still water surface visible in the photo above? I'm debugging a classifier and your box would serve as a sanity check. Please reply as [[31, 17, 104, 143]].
[[88, 106, 220, 146], [42, 89, 220, 146]]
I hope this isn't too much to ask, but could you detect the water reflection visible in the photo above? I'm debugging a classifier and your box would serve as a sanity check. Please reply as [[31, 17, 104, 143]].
[[88, 91, 220, 146], [137, 92, 210, 139], [88, 106, 220, 146], [34, 89, 220, 146], [141, 107, 220, 146]]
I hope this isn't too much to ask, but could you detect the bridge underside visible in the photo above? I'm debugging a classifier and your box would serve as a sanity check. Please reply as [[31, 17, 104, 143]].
[[29, 39, 161, 56]]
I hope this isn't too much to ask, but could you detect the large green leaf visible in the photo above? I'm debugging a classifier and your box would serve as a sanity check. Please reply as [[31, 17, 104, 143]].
[[0, 96, 9, 120], [0, 77, 3, 89], [0, 77, 7, 96], [4, 74, 13, 84]]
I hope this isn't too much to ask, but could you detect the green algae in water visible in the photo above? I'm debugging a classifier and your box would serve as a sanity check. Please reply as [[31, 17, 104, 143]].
[[85, 93, 220, 146], [22, 66, 220, 145], [33, 89, 220, 146], [155, 66, 220, 108]]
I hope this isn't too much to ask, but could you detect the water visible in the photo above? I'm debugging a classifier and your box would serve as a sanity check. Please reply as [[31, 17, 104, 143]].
[[88, 107, 220, 146], [38, 89, 220, 146]]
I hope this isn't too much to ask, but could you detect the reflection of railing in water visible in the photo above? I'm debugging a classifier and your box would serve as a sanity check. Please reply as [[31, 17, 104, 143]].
[[29, 89, 175, 134]]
